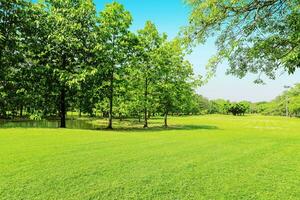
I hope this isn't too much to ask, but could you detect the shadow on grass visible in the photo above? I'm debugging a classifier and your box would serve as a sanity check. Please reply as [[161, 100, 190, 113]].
[[95, 124, 219, 132], [0, 118, 219, 132]]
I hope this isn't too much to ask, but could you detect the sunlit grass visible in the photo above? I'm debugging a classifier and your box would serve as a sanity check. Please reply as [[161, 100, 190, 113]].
[[1, 115, 300, 199]]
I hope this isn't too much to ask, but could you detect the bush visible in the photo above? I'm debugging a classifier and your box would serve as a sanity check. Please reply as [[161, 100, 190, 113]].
[[228, 103, 248, 116]]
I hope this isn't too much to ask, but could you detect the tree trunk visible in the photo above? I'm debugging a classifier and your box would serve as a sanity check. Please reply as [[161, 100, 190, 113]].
[[143, 108, 148, 128], [107, 35, 116, 129], [107, 69, 113, 129], [164, 111, 168, 127], [20, 105, 23, 117], [60, 86, 66, 128], [143, 77, 148, 128]]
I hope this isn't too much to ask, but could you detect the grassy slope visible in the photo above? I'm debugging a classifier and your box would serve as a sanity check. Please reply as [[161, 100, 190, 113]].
[[1, 115, 300, 200]]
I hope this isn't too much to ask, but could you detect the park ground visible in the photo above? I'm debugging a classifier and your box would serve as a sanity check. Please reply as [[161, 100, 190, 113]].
[[1, 115, 300, 199]]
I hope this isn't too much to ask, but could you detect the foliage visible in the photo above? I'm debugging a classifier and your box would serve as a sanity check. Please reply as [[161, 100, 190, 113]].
[[201, 84, 300, 117], [95, 2, 134, 128], [208, 99, 230, 114], [207, 99, 250, 116], [0, 1, 201, 128], [0, 0, 38, 118], [228, 102, 249, 116], [183, 0, 300, 82], [134, 21, 166, 127], [256, 83, 300, 117], [154, 39, 200, 126], [29, 111, 43, 121]]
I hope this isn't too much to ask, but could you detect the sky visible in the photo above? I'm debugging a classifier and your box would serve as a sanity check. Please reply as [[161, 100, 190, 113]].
[[96, 0, 300, 102]]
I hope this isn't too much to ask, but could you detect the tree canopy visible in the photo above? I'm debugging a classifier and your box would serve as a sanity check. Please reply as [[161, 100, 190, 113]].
[[0, 0, 201, 128], [184, 0, 300, 83]]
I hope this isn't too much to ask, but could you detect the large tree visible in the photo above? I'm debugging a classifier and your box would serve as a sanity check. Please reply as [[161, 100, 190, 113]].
[[0, 0, 44, 118], [37, 0, 96, 127], [0, 0, 30, 117], [136, 21, 165, 128], [97, 2, 133, 129], [155, 39, 198, 127], [184, 0, 300, 83]]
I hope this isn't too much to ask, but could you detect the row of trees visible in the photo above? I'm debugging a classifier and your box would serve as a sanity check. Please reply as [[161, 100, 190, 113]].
[[197, 98, 250, 116], [0, 0, 200, 128], [194, 84, 300, 117], [252, 84, 300, 117]]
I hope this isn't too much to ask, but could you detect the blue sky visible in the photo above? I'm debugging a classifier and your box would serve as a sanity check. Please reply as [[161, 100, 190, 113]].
[[96, 0, 300, 102]]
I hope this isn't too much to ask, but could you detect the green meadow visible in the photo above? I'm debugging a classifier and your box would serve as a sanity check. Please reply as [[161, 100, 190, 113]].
[[1, 115, 300, 200]]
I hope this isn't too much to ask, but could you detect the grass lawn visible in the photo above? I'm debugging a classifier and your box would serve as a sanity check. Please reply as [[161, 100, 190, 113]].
[[1, 115, 300, 199]]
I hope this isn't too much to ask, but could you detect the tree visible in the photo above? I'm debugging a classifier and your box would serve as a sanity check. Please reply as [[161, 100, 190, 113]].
[[136, 21, 165, 128], [183, 0, 300, 83], [0, 0, 34, 117], [0, 1, 206, 127], [286, 84, 300, 117], [252, 84, 300, 117], [155, 39, 198, 127], [180, 93, 209, 115], [228, 103, 248, 116], [0, 0, 48, 119], [97, 2, 133, 129], [37, 0, 96, 127]]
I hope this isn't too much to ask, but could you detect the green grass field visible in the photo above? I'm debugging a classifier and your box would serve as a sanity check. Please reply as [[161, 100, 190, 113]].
[[1, 115, 300, 200]]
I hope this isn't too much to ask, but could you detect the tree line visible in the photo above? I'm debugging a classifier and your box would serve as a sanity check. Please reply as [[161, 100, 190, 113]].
[[0, 0, 201, 128], [194, 97, 251, 116], [194, 83, 300, 117], [253, 84, 300, 117]]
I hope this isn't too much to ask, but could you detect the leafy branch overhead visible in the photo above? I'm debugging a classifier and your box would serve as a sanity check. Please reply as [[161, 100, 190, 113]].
[[183, 0, 300, 82]]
